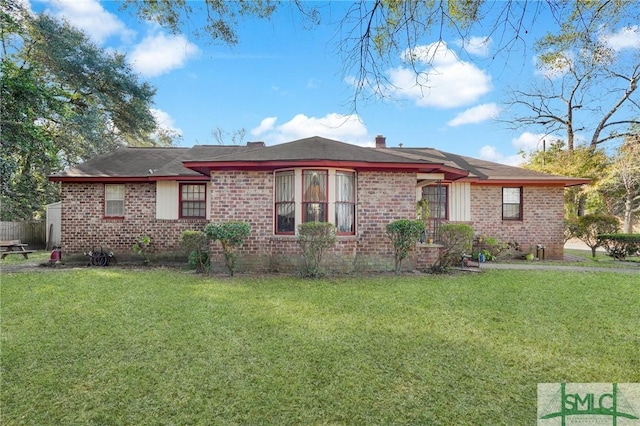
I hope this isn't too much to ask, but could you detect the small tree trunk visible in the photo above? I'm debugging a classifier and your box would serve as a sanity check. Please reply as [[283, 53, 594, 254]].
[[577, 195, 586, 217], [623, 191, 634, 233]]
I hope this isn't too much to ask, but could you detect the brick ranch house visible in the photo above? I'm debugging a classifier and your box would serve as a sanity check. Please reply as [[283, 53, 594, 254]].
[[49, 136, 589, 272]]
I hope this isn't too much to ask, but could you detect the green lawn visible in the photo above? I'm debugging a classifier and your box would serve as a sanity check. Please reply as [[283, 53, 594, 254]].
[[2, 269, 639, 425]]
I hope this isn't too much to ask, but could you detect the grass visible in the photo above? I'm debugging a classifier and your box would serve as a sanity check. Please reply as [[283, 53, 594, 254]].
[[0, 250, 50, 266], [2, 269, 639, 425], [563, 248, 640, 265]]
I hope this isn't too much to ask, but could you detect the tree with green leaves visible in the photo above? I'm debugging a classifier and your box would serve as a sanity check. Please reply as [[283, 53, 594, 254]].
[[1, 0, 175, 220], [599, 134, 640, 233], [571, 214, 620, 258], [520, 141, 609, 218]]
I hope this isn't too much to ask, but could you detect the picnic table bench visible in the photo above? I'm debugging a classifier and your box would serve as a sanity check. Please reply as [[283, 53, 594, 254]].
[[0, 240, 34, 259]]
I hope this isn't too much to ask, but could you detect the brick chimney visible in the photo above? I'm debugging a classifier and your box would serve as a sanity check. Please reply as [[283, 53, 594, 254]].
[[246, 141, 265, 148], [375, 135, 386, 148]]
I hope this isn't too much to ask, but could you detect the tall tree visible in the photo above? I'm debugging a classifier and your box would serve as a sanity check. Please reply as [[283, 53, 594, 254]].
[[1, 1, 173, 220], [520, 141, 609, 218], [504, 1, 639, 151], [212, 127, 247, 145]]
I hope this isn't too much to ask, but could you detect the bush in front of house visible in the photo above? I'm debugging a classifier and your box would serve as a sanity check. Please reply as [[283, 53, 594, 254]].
[[385, 219, 425, 274], [179, 230, 210, 273], [297, 222, 337, 278], [597, 234, 640, 260], [431, 223, 474, 273], [474, 234, 511, 261], [204, 221, 250, 276], [132, 235, 151, 265], [572, 214, 619, 258]]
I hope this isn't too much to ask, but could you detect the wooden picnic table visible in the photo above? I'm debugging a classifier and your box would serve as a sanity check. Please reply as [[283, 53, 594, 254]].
[[0, 240, 34, 259]]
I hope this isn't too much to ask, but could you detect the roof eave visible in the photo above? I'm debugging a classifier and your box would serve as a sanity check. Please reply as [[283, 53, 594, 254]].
[[49, 174, 209, 183], [183, 160, 470, 179], [462, 177, 591, 187]]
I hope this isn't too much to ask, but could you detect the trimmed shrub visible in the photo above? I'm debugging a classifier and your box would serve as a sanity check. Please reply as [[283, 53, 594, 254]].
[[179, 230, 210, 273], [385, 219, 425, 274], [431, 223, 474, 273], [598, 234, 640, 260], [297, 222, 337, 278], [574, 214, 619, 258], [204, 221, 250, 276]]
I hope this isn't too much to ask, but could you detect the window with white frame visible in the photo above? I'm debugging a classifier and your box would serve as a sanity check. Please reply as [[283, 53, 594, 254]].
[[274, 169, 356, 235], [180, 183, 206, 218], [335, 171, 355, 233], [275, 171, 295, 233], [502, 187, 522, 220], [105, 184, 125, 217], [303, 170, 328, 223]]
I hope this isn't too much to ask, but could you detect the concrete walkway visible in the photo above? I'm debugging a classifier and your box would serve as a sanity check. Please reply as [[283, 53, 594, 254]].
[[480, 262, 639, 274]]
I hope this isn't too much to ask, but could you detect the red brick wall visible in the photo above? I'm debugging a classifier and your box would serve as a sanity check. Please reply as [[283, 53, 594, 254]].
[[59, 177, 567, 269], [206, 171, 428, 273], [60, 183, 208, 256], [469, 184, 565, 259]]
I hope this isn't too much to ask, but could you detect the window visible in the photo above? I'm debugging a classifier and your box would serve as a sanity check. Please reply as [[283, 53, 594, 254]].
[[421, 185, 448, 220], [502, 187, 522, 220], [274, 169, 356, 235], [105, 184, 124, 217], [275, 171, 295, 233], [335, 171, 355, 233], [180, 183, 206, 218], [302, 170, 328, 223]]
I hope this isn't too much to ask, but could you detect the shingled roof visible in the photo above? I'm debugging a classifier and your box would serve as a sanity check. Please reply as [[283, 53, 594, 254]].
[[385, 147, 588, 184], [49, 136, 590, 186]]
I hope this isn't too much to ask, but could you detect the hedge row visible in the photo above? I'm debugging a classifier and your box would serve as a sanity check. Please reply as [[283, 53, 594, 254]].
[[597, 234, 640, 260]]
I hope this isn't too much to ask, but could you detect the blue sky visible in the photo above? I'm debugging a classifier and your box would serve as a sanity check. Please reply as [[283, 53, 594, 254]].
[[26, 1, 640, 165]]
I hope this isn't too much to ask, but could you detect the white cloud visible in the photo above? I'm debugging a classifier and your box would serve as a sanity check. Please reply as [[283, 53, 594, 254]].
[[600, 26, 640, 51], [129, 32, 200, 78], [447, 103, 499, 126], [511, 132, 549, 152], [478, 132, 567, 166], [151, 108, 182, 136], [478, 145, 523, 166], [455, 36, 492, 57], [251, 113, 371, 146], [390, 42, 492, 108], [251, 117, 277, 136], [47, 0, 134, 44]]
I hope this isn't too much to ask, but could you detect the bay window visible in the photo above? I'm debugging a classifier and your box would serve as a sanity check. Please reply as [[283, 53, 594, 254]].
[[335, 171, 355, 233], [274, 169, 356, 235], [275, 171, 295, 233], [303, 170, 328, 223]]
